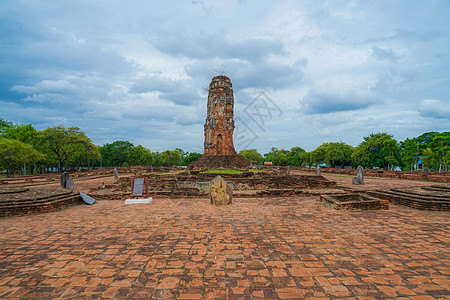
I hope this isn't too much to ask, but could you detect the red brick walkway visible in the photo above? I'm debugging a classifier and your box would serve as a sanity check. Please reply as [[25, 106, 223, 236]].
[[0, 197, 449, 299]]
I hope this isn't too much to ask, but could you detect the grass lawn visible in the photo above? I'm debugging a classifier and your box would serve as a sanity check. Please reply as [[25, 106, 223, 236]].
[[200, 169, 242, 174]]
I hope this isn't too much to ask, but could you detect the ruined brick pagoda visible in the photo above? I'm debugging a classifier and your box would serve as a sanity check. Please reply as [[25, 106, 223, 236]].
[[190, 75, 250, 169]]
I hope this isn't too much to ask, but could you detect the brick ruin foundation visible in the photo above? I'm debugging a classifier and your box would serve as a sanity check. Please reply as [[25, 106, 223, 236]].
[[320, 193, 389, 210], [87, 170, 339, 200]]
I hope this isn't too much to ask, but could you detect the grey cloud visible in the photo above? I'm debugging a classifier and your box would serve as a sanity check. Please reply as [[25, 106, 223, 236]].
[[363, 29, 444, 45], [371, 47, 399, 62], [11, 80, 76, 94], [301, 89, 378, 115], [185, 59, 304, 90], [130, 77, 202, 106], [418, 99, 450, 119], [150, 33, 285, 62]]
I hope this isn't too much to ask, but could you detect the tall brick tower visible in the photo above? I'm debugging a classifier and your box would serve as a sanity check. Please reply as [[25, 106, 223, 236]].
[[190, 75, 250, 169], [204, 75, 236, 156]]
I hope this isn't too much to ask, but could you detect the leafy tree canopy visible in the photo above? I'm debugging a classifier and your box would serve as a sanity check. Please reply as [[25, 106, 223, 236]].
[[38, 126, 98, 172], [238, 149, 264, 165], [124, 145, 154, 166], [0, 139, 45, 177], [0, 118, 13, 134], [264, 147, 289, 166], [99, 140, 134, 167], [352, 133, 400, 168], [161, 150, 182, 167]]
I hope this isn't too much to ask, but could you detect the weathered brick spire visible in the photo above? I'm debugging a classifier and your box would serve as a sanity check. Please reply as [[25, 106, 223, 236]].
[[204, 75, 237, 156], [189, 75, 250, 169]]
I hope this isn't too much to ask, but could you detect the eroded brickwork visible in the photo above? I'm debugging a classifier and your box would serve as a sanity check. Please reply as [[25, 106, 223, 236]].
[[204, 75, 236, 156]]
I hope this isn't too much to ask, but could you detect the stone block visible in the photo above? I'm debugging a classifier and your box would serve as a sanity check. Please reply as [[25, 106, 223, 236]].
[[209, 175, 232, 205]]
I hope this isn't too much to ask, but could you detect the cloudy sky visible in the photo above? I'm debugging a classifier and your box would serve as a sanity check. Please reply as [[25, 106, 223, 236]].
[[1, 0, 449, 153]]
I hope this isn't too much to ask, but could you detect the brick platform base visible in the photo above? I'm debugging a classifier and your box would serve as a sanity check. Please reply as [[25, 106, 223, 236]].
[[189, 154, 250, 169]]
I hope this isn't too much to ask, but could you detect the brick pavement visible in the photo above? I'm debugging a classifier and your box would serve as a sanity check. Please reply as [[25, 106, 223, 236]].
[[0, 196, 449, 299]]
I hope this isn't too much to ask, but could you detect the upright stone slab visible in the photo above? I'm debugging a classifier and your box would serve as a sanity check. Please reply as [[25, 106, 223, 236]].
[[66, 178, 74, 190], [315, 165, 321, 176], [60, 171, 69, 188], [132, 178, 145, 197], [287, 165, 291, 174], [352, 165, 364, 185], [356, 165, 364, 184], [114, 168, 119, 183], [209, 175, 232, 205]]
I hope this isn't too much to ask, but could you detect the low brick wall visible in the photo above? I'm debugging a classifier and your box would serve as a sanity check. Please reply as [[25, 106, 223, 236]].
[[0, 194, 82, 217], [367, 190, 449, 211], [320, 193, 389, 210], [293, 167, 449, 183]]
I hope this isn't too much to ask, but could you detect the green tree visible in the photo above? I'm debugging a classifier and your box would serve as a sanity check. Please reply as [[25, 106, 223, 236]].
[[181, 152, 203, 166], [161, 150, 182, 167], [399, 132, 449, 171], [264, 147, 289, 166], [352, 133, 400, 168], [152, 152, 163, 167], [38, 126, 98, 172], [310, 144, 327, 165], [429, 133, 450, 171], [0, 139, 44, 177], [310, 142, 353, 167], [239, 149, 264, 165], [99, 140, 134, 167], [69, 142, 101, 170], [287, 147, 309, 166], [2, 123, 41, 174], [3, 124, 38, 145], [0, 118, 13, 134], [325, 142, 354, 167], [400, 138, 418, 171], [125, 145, 154, 166]]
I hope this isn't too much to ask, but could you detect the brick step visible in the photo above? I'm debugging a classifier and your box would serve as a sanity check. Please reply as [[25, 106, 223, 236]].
[[0, 191, 77, 208], [367, 190, 449, 211], [422, 185, 450, 192], [390, 188, 450, 200], [0, 194, 82, 217]]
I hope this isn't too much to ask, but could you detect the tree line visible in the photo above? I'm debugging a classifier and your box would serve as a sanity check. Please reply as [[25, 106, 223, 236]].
[[239, 132, 449, 172], [0, 118, 448, 177]]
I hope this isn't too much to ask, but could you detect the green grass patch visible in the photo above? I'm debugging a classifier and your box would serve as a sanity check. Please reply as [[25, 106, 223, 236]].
[[200, 169, 242, 174]]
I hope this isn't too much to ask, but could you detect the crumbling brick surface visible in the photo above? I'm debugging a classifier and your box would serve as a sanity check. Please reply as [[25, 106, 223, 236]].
[[0, 196, 448, 299], [0, 187, 82, 217], [203, 76, 236, 156], [191, 75, 250, 168], [320, 193, 389, 210]]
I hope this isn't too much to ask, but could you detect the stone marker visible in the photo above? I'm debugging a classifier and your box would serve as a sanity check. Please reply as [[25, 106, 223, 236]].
[[66, 178, 74, 190], [209, 175, 232, 205], [80, 192, 96, 205], [315, 165, 321, 176], [114, 168, 119, 183], [60, 171, 69, 188], [151, 166, 153, 173], [352, 165, 364, 185], [132, 178, 144, 197], [287, 165, 291, 174]]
